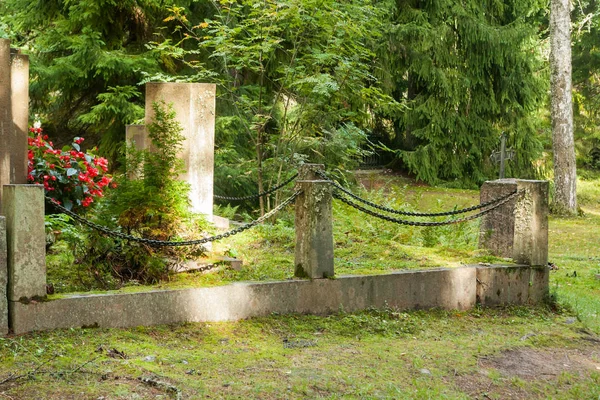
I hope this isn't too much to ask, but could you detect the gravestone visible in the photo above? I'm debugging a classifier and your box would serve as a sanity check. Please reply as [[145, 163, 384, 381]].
[[145, 83, 216, 216]]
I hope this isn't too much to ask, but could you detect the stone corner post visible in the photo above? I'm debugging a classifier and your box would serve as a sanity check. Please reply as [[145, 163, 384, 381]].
[[0, 216, 8, 335], [294, 178, 334, 279], [479, 179, 549, 267], [3, 184, 47, 304]]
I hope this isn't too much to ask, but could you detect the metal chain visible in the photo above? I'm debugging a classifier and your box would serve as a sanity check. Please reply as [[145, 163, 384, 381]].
[[317, 170, 516, 217], [332, 189, 521, 227], [214, 173, 298, 201], [45, 191, 301, 247]]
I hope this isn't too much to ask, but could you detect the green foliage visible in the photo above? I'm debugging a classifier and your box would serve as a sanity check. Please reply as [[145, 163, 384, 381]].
[[64, 102, 209, 289], [572, 1, 600, 170], [166, 0, 401, 210], [379, 0, 547, 185], [0, 0, 192, 157]]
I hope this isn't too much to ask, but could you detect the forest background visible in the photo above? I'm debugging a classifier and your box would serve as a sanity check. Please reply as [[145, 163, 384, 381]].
[[0, 0, 598, 213]]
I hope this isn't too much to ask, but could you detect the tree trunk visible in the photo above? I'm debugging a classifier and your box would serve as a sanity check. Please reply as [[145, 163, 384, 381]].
[[550, 0, 577, 214]]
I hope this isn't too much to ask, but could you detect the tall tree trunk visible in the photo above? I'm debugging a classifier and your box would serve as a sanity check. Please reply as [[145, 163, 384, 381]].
[[550, 0, 577, 214]]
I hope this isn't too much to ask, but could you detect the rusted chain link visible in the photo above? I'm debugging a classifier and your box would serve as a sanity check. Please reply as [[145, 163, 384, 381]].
[[46, 191, 301, 247], [317, 170, 515, 217], [214, 173, 298, 201], [332, 189, 520, 226]]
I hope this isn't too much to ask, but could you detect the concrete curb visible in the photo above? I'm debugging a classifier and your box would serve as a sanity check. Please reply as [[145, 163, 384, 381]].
[[8, 264, 548, 335]]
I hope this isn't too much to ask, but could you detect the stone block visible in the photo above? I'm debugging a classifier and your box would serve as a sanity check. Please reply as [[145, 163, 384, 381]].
[[479, 179, 549, 266], [0, 216, 8, 335], [0, 39, 12, 213], [145, 83, 216, 216], [512, 180, 549, 266], [10, 51, 28, 185], [294, 180, 334, 278], [125, 124, 152, 151], [210, 215, 230, 230], [3, 185, 46, 301], [476, 264, 548, 306], [297, 164, 325, 181]]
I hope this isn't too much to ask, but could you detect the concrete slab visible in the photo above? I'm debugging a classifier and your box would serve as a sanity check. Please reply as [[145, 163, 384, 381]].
[[10, 266, 481, 334]]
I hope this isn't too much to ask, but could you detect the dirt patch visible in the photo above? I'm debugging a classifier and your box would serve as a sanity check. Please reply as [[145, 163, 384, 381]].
[[482, 345, 600, 379], [454, 343, 600, 399]]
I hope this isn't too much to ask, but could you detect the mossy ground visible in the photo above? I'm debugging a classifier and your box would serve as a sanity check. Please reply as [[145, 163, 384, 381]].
[[0, 307, 598, 399], [10, 171, 600, 398]]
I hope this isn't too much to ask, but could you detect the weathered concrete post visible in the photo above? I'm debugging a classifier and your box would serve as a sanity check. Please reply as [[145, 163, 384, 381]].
[[3, 185, 46, 303], [0, 216, 8, 335], [125, 124, 152, 152], [297, 163, 325, 181], [479, 179, 549, 266], [145, 83, 216, 216], [294, 176, 334, 279], [0, 39, 12, 213], [0, 40, 29, 214], [10, 49, 29, 185]]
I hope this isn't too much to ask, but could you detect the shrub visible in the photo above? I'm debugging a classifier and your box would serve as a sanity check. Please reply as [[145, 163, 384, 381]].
[[27, 123, 114, 211], [61, 102, 210, 289]]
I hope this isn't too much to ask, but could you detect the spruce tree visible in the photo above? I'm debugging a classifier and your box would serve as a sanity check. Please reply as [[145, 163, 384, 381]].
[[382, 0, 547, 185]]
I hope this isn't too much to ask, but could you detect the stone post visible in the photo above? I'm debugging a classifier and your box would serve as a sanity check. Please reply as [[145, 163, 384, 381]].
[[0, 40, 29, 214], [145, 83, 216, 216], [297, 163, 325, 181], [0, 216, 8, 335], [3, 185, 46, 302], [0, 39, 12, 213], [479, 179, 549, 266], [125, 124, 152, 152], [10, 50, 29, 185], [294, 179, 334, 278]]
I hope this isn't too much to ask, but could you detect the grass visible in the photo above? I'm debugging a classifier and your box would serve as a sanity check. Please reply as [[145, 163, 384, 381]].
[[18, 170, 600, 398], [548, 204, 600, 332], [46, 172, 505, 294], [0, 307, 598, 399]]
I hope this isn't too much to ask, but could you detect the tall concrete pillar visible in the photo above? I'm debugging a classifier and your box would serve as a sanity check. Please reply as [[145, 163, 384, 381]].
[[0, 216, 8, 335], [479, 179, 549, 266], [294, 179, 334, 278], [10, 50, 29, 185], [3, 185, 46, 302], [145, 83, 216, 216], [0, 40, 29, 214], [0, 39, 12, 213]]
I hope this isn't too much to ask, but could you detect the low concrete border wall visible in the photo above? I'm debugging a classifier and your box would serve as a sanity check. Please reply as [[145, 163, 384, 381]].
[[9, 264, 548, 334]]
